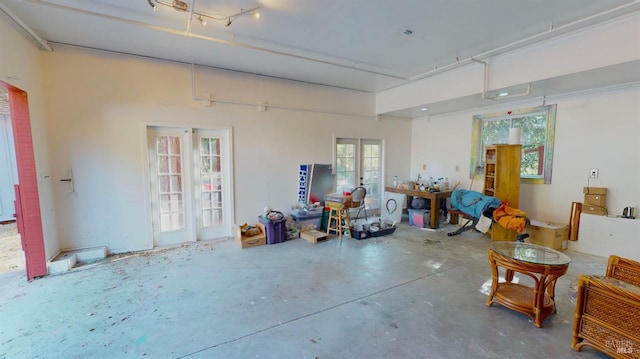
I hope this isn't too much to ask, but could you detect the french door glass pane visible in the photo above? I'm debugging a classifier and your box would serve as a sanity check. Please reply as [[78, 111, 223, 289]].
[[158, 157, 169, 173], [170, 156, 181, 173], [159, 175, 170, 193], [336, 143, 356, 192], [200, 138, 210, 155], [157, 137, 168, 154], [362, 143, 381, 209], [202, 192, 212, 208], [156, 135, 184, 232], [170, 136, 181, 154]]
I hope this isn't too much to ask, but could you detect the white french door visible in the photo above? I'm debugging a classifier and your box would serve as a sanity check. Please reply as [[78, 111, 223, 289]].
[[194, 129, 230, 240], [147, 126, 231, 246], [335, 138, 382, 210]]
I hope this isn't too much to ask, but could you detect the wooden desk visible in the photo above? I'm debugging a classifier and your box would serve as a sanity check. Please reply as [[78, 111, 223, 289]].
[[385, 187, 453, 229]]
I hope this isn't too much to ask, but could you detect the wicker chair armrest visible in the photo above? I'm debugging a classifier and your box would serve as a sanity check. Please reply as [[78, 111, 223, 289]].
[[606, 255, 640, 287], [579, 274, 640, 302]]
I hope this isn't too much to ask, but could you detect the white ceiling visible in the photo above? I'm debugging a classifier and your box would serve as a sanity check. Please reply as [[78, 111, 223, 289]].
[[1, 0, 639, 113]]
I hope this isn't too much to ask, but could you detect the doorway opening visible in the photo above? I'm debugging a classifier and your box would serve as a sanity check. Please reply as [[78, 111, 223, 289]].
[[0, 82, 47, 281], [0, 87, 24, 274], [0, 221, 24, 274]]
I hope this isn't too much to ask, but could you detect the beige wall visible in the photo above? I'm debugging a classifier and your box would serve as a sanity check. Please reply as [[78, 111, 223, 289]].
[[0, 16, 58, 260], [40, 46, 412, 254], [2, 11, 637, 261], [380, 12, 640, 261], [410, 86, 640, 261]]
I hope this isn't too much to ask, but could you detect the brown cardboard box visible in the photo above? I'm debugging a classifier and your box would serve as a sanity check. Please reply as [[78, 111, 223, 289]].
[[524, 220, 569, 250], [582, 187, 607, 215], [233, 223, 266, 249], [583, 187, 607, 195], [584, 194, 606, 207], [582, 205, 608, 216]]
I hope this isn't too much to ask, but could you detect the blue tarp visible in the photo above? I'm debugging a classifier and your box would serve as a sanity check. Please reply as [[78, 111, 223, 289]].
[[450, 189, 501, 219]]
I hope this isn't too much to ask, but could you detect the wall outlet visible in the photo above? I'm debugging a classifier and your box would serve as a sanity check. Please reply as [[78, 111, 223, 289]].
[[590, 169, 599, 178]]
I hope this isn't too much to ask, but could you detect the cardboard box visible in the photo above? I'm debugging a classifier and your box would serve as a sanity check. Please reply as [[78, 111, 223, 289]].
[[584, 194, 606, 207], [233, 223, 266, 249], [525, 220, 569, 250], [583, 187, 607, 195], [582, 187, 607, 215], [582, 205, 607, 216]]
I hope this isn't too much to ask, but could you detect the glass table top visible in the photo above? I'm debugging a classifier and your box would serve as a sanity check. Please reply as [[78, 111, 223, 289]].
[[489, 242, 571, 266]]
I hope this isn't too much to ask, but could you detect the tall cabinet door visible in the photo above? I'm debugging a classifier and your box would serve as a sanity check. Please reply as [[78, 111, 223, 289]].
[[483, 144, 522, 241]]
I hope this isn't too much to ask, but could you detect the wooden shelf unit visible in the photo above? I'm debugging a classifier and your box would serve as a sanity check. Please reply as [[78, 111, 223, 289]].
[[483, 144, 522, 241]]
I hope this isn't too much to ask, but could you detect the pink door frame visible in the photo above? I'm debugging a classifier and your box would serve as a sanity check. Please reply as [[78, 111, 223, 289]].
[[2, 81, 47, 281]]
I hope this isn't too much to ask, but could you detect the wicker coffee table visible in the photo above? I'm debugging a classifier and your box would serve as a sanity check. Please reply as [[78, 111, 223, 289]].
[[486, 242, 571, 328]]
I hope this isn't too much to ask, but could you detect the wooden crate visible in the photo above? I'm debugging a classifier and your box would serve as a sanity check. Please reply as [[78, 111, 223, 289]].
[[300, 230, 328, 244]]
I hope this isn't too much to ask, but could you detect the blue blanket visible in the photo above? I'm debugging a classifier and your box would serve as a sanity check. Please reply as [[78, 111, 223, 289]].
[[450, 189, 501, 219]]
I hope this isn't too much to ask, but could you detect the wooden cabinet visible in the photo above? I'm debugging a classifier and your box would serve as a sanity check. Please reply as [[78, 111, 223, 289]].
[[483, 144, 522, 240]]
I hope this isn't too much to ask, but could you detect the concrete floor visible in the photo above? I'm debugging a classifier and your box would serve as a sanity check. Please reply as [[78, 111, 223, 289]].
[[0, 221, 612, 358], [0, 221, 24, 274]]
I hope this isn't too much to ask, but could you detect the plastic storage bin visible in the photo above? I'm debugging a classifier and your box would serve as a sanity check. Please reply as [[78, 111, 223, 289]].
[[291, 213, 323, 231], [408, 209, 428, 228], [258, 216, 287, 244], [321, 208, 330, 230]]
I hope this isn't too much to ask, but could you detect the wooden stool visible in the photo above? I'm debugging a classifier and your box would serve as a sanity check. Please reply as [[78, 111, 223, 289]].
[[326, 201, 352, 242]]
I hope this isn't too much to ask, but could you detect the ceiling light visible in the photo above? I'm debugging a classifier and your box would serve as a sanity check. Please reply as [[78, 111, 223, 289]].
[[488, 84, 531, 100], [171, 0, 188, 12], [420, 107, 428, 111], [149, 1, 263, 28]]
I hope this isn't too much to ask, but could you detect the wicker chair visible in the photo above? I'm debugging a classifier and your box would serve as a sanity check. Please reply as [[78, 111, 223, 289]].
[[572, 255, 640, 358]]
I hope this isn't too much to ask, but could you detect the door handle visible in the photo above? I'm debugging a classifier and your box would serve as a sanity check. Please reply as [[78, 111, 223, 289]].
[[60, 168, 75, 193]]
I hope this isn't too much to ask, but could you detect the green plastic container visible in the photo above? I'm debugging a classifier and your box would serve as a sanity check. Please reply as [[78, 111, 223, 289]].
[[321, 208, 330, 230]]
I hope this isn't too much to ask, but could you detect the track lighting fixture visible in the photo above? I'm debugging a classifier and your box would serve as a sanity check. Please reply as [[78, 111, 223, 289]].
[[171, 0, 188, 12], [147, 0, 263, 28]]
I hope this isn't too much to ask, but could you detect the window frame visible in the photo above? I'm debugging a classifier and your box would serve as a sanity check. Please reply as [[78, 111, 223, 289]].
[[335, 137, 382, 210], [469, 104, 557, 184]]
